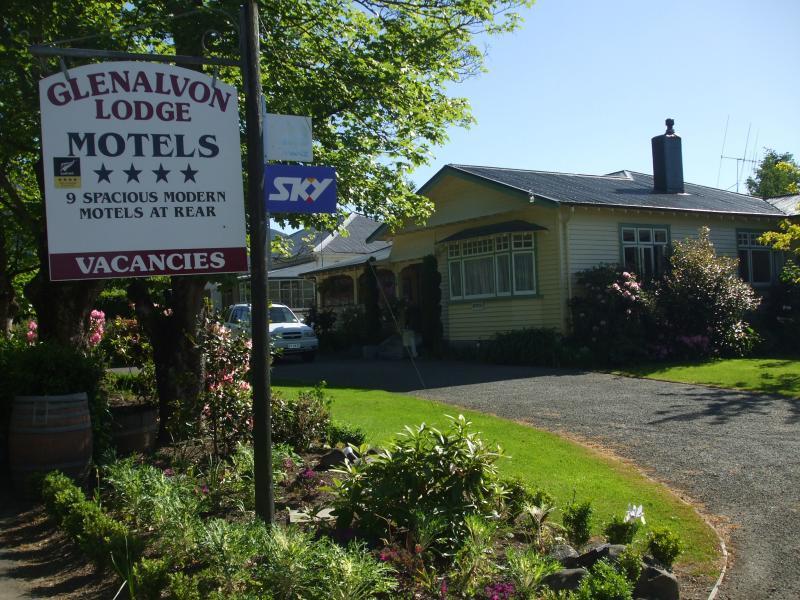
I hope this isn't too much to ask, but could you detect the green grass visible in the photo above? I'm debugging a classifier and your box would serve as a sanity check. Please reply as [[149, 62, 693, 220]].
[[274, 380, 721, 576], [618, 357, 800, 398]]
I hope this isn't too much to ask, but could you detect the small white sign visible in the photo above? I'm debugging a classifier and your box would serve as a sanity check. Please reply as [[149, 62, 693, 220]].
[[39, 62, 247, 281], [264, 110, 313, 162]]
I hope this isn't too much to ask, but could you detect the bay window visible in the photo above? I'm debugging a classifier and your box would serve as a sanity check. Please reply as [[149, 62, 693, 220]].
[[448, 232, 537, 299]]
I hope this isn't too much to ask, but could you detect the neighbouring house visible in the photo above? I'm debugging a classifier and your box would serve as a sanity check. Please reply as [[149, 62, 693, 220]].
[[228, 213, 391, 315], [311, 120, 793, 347]]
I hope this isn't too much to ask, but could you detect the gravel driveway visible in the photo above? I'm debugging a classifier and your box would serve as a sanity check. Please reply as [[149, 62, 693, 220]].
[[275, 357, 800, 600]]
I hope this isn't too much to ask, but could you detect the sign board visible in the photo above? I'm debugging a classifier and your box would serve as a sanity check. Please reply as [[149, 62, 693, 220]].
[[265, 164, 337, 214], [39, 62, 247, 281], [264, 108, 313, 162]]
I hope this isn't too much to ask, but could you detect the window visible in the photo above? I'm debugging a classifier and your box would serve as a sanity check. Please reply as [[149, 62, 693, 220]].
[[737, 231, 774, 286], [621, 226, 669, 279], [268, 279, 316, 308], [448, 232, 536, 299]]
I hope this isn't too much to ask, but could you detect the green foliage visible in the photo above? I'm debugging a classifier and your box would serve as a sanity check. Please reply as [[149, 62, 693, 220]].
[[40, 469, 141, 569], [746, 149, 800, 198], [167, 572, 202, 600], [575, 559, 633, 600], [96, 286, 134, 320], [360, 265, 382, 344], [480, 327, 567, 367], [331, 415, 506, 550], [518, 502, 562, 554], [131, 557, 171, 600], [657, 227, 760, 357], [616, 546, 643, 584], [603, 514, 641, 545], [98, 316, 152, 369], [271, 383, 332, 451], [448, 515, 500, 596], [562, 499, 593, 548], [505, 547, 561, 597], [499, 476, 553, 520], [419, 255, 443, 354], [327, 421, 367, 446], [646, 527, 682, 569], [569, 267, 653, 364]]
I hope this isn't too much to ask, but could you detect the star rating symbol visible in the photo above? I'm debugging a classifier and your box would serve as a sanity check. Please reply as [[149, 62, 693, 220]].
[[180, 163, 198, 183], [94, 163, 112, 183], [123, 163, 142, 183], [153, 164, 170, 183]]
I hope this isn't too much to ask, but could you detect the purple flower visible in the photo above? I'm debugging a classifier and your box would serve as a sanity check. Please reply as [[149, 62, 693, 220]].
[[163, 468, 174, 477]]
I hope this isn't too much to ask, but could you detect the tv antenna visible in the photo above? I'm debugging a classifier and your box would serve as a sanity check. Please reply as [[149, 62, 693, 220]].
[[717, 117, 760, 193]]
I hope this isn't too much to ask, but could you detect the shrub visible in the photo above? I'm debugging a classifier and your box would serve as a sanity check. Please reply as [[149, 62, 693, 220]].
[[569, 267, 654, 364], [562, 499, 593, 548], [449, 515, 500, 597], [98, 316, 152, 368], [646, 527, 682, 569], [131, 557, 171, 600], [499, 477, 553, 520], [603, 514, 641, 545], [198, 315, 253, 457], [655, 227, 760, 357], [518, 502, 562, 554], [575, 559, 633, 600], [271, 383, 332, 451], [480, 328, 566, 367], [616, 546, 643, 584], [332, 415, 506, 550], [505, 547, 561, 597], [327, 421, 367, 446]]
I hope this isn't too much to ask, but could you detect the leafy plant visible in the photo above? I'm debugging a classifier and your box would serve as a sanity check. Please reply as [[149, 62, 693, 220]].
[[616, 546, 643, 584], [327, 421, 367, 446], [518, 502, 562, 554], [448, 515, 500, 597], [131, 557, 170, 600], [562, 499, 593, 548], [331, 415, 506, 550], [603, 514, 641, 545], [271, 383, 332, 451], [500, 477, 553, 521], [575, 559, 633, 600], [505, 547, 561, 597], [646, 527, 682, 569]]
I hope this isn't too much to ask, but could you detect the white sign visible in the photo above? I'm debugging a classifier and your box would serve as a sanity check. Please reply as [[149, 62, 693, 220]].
[[39, 62, 247, 281], [264, 109, 313, 162]]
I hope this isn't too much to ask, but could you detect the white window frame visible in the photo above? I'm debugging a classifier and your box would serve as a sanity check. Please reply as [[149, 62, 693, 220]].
[[448, 232, 537, 300], [621, 225, 669, 279]]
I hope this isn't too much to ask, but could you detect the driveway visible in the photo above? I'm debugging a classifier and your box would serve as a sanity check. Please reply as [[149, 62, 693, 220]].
[[274, 357, 800, 600]]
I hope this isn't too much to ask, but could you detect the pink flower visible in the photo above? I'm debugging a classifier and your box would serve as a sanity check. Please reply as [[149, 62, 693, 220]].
[[28, 321, 37, 331], [622, 271, 631, 278]]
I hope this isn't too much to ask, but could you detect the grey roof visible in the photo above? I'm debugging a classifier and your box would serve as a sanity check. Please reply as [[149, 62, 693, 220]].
[[766, 194, 800, 216], [268, 261, 320, 279], [440, 165, 785, 217], [303, 246, 392, 275], [440, 220, 547, 243], [323, 215, 391, 254]]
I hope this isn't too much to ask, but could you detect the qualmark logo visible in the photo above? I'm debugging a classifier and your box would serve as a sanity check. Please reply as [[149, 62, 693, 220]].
[[54, 157, 81, 188]]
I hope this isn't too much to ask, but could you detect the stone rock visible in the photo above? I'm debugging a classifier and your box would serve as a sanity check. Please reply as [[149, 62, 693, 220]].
[[574, 543, 612, 569], [606, 544, 628, 564], [542, 568, 588, 592], [634, 563, 679, 600], [316, 448, 356, 470], [550, 543, 580, 567]]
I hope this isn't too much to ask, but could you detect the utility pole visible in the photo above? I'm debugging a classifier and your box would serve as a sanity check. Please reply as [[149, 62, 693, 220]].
[[241, 0, 273, 522]]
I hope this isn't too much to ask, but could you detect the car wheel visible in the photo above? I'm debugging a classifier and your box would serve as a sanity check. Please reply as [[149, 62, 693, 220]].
[[301, 351, 316, 363]]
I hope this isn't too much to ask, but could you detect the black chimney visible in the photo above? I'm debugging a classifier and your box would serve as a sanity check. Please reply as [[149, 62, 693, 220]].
[[651, 118, 684, 193]]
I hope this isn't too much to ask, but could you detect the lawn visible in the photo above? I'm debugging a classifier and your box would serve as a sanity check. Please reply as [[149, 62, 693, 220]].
[[274, 380, 721, 576], [618, 357, 800, 398]]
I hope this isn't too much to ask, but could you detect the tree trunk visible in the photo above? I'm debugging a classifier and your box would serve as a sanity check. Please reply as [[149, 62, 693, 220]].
[[129, 277, 207, 443]]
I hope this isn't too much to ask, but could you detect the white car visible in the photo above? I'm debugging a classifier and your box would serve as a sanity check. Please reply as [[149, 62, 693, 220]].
[[224, 303, 318, 362]]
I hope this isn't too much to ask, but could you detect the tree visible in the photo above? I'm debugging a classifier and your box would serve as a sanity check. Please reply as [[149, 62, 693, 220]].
[[2, 0, 531, 438], [746, 149, 800, 199]]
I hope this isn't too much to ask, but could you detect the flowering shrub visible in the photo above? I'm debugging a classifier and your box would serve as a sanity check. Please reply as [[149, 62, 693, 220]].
[[569, 266, 653, 364], [655, 227, 760, 357], [99, 317, 152, 368], [26, 320, 37, 345], [198, 315, 253, 457], [87, 309, 105, 347]]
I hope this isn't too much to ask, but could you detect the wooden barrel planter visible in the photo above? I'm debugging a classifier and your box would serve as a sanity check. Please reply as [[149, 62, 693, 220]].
[[8, 393, 93, 493], [111, 404, 158, 455]]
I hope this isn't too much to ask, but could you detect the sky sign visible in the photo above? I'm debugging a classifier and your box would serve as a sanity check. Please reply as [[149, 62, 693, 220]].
[[39, 62, 247, 281], [265, 164, 337, 214]]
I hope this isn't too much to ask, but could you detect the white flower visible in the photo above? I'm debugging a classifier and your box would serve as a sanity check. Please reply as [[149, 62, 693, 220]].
[[624, 503, 645, 525]]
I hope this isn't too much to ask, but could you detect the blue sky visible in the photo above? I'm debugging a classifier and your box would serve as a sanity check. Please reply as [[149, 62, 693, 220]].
[[274, 0, 799, 232], [411, 0, 799, 192]]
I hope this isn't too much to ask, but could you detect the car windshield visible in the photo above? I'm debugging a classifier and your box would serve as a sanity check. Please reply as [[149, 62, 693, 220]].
[[269, 306, 299, 323]]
